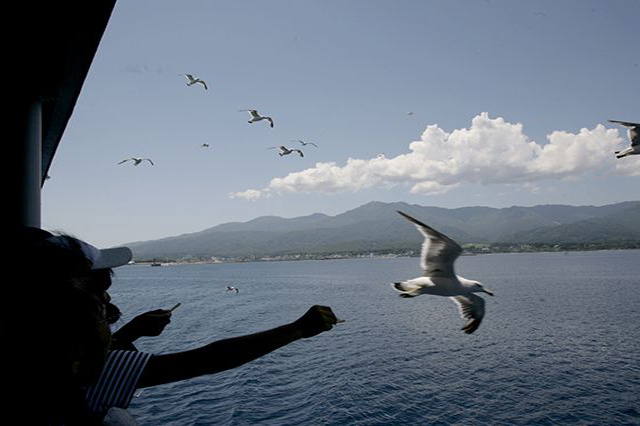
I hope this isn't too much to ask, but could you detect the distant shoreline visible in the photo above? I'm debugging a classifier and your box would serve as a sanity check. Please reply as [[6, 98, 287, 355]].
[[131, 246, 640, 266]]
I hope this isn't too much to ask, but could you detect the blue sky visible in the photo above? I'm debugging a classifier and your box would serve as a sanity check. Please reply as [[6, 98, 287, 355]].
[[42, 0, 639, 247]]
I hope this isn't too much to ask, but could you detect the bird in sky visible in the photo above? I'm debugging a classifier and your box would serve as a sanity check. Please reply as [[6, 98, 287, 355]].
[[201, 143, 210, 148], [240, 109, 274, 127], [269, 146, 304, 157], [184, 74, 208, 90], [292, 139, 318, 148], [226, 286, 239, 293], [609, 120, 639, 159], [391, 211, 494, 334], [118, 157, 154, 166], [407, 111, 414, 116]]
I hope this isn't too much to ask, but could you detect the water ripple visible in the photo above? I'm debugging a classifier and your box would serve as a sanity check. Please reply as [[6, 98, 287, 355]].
[[114, 251, 640, 425]]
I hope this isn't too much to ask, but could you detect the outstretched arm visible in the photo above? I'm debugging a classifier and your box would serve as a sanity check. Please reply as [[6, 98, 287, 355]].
[[137, 305, 338, 388]]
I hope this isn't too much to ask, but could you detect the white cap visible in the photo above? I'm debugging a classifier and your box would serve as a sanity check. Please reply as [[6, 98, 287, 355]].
[[47, 236, 132, 270]]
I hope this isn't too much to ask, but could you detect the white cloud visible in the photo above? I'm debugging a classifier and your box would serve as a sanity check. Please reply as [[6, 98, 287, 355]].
[[229, 189, 269, 201], [230, 113, 639, 200]]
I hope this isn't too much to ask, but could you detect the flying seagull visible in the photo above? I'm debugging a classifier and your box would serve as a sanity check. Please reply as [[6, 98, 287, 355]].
[[118, 157, 154, 166], [269, 145, 304, 157], [240, 109, 274, 128], [391, 211, 494, 334], [184, 74, 208, 90], [201, 143, 210, 148], [292, 139, 318, 148], [226, 286, 239, 293], [609, 120, 639, 159]]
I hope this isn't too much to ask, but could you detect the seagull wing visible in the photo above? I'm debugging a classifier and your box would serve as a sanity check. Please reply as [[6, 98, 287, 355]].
[[309, 142, 318, 147], [249, 110, 260, 118], [118, 159, 132, 164], [397, 211, 462, 277], [608, 120, 640, 128], [199, 80, 208, 90], [294, 149, 304, 157], [266, 117, 274, 127], [609, 120, 640, 146], [451, 294, 485, 334], [144, 159, 154, 165]]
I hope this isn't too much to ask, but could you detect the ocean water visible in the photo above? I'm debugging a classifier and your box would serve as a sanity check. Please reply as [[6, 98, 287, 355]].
[[110, 250, 640, 425]]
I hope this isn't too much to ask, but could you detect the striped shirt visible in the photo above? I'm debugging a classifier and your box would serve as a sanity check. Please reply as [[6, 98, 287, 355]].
[[85, 350, 152, 416]]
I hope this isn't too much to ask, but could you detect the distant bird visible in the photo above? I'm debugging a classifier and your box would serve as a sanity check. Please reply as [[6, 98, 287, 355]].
[[292, 139, 318, 148], [376, 153, 386, 159], [226, 286, 239, 293], [391, 211, 494, 334], [609, 120, 639, 159], [201, 143, 210, 148], [118, 157, 154, 166], [407, 111, 414, 116], [269, 146, 304, 157], [184, 74, 208, 90], [240, 109, 274, 128]]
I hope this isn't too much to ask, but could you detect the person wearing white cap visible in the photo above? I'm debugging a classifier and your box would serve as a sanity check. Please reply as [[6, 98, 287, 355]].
[[6, 227, 141, 425], [7, 227, 342, 425], [10, 228, 177, 423]]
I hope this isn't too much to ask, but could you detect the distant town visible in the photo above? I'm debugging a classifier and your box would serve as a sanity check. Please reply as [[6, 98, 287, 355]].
[[132, 241, 640, 265]]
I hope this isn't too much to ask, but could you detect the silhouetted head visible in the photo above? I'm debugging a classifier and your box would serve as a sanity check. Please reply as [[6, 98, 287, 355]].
[[9, 229, 131, 379]]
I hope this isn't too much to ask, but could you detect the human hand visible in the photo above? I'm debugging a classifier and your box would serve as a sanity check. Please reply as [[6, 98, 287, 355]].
[[293, 305, 341, 338], [126, 309, 172, 338]]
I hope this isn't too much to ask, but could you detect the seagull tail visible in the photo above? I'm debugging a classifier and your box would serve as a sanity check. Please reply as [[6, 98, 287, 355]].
[[391, 282, 420, 298]]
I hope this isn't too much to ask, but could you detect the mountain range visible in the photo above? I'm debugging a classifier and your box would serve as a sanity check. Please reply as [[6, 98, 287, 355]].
[[124, 201, 640, 260]]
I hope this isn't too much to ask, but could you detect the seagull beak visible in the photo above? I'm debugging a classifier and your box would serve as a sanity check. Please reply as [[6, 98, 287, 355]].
[[483, 289, 494, 296]]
